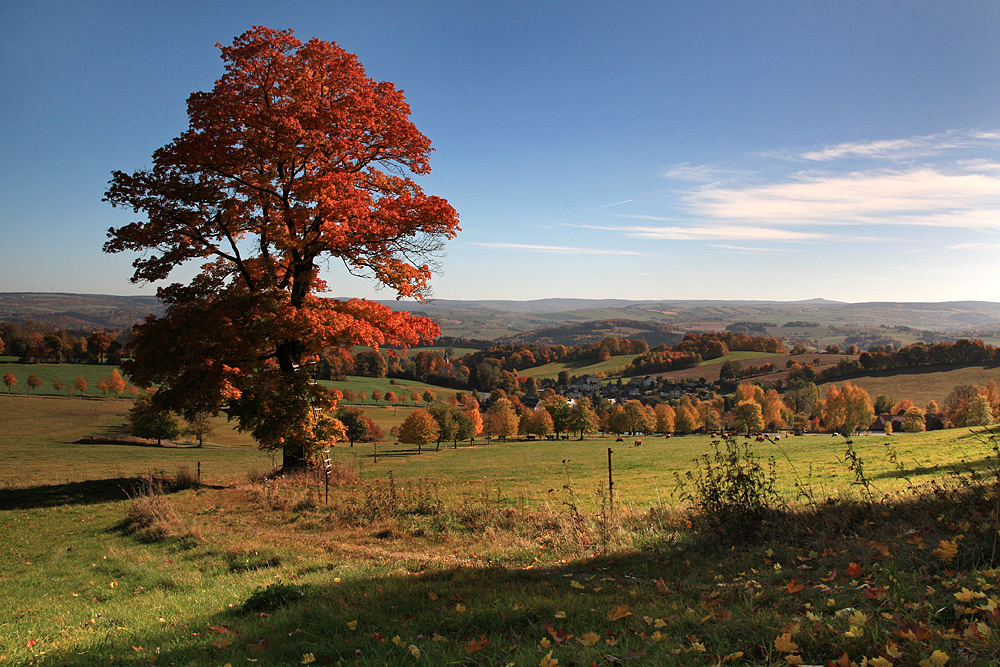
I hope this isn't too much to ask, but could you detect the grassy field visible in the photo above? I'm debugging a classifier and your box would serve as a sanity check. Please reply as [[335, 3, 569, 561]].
[[818, 363, 1000, 409], [0, 361, 130, 398], [4, 396, 1000, 665], [518, 354, 640, 380]]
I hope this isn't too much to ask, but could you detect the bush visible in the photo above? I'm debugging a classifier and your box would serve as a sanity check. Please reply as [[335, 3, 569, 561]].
[[675, 435, 781, 542], [242, 582, 307, 613]]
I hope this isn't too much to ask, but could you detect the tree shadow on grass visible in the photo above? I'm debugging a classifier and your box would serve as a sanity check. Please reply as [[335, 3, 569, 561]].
[[31, 484, 1000, 666], [0, 476, 221, 511]]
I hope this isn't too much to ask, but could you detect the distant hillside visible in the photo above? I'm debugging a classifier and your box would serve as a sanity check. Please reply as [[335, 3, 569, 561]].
[[4, 292, 1000, 341], [0, 293, 162, 329], [500, 319, 684, 347]]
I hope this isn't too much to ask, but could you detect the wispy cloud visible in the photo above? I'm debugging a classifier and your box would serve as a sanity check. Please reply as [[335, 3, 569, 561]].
[[794, 129, 1000, 161], [709, 244, 792, 252], [470, 242, 644, 256], [685, 168, 1000, 230], [579, 221, 825, 242], [585, 199, 635, 210]]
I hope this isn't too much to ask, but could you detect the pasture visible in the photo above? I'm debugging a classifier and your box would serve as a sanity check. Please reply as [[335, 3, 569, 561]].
[[3, 395, 1000, 665]]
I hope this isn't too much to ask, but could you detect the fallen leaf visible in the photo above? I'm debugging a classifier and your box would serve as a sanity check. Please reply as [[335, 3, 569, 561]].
[[210, 626, 232, 635], [212, 639, 232, 649], [300, 653, 316, 665], [607, 603, 632, 622], [579, 632, 600, 647], [869, 657, 892, 667], [954, 587, 977, 602], [466, 637, 490, 653], [785, 579, 805, 594], [919, 650, 949, 667], [540, 651, 559, 667], [933, 539, 959, 562], [774, 632, 798, 653], [846, 562, 863, 577], [346, 620, 357, 630], [408, 645, 420, 658], [455, 603, 466, 613]]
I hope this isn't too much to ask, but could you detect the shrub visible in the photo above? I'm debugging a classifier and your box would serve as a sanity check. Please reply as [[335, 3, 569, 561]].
[[675, 435, 781, 542], [242, 582, 306, 613]]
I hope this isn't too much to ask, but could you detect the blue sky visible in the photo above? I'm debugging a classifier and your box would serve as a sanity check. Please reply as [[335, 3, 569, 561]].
[[2, 1, 1000, 303]]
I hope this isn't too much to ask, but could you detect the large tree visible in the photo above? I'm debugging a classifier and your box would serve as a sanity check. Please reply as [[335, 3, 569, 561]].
[[103, 27, 459, 469]]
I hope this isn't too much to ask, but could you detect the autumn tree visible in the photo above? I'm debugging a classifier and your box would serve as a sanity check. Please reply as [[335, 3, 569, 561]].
[[130, 394, 182, 445], [567, 401, 599, 439], [107, 368, 127, 398], [336, 405, 370, 446], [184, 411, 215, 446], [422, 389, 436, 405], [371, 389, 383, 405], [102, 27, 459, 469], [821, 382, 874, 434], [3, 372, 16, 394], [484, 398, 518, 442], [87, 332, 113, 364], [654, 403, 675, 434], [966, 395, 994, 427], [27, 373, 42, 394], [901, 406, 927, 433], [733, 400, 764, 434], [74, 375, 88, 397], [385, 391, 398, 410], [398, 409, 439, 450]]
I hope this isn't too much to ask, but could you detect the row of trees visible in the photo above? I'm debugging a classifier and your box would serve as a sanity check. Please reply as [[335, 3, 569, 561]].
[[0, 324, 124, 365], [2, 369, 132, 398]]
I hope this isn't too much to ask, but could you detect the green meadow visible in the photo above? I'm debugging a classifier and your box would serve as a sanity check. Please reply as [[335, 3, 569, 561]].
[[3, 395, 1000, 665]]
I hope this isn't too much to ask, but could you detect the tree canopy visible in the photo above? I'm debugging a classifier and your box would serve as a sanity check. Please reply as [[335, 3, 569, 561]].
[[104, 27, 459, 468]]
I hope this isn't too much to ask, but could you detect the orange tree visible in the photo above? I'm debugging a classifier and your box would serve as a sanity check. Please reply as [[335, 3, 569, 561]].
[[103, 27, 459, 469]]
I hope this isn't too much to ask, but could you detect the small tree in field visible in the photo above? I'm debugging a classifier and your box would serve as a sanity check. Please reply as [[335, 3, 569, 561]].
[[3, 373, 16, 394], [27, 373, 42, 394], [399, 409, 439, 453], [365, 417, 383, 443], [75, 375, 88, 397], [336, 406, 370, 447], [130, 394, 182, 446], [341, 388, 356, 403], [422, 390, 436, 405], [53, 381, 64, 394], [96, 379, 109, 397], [385, 391, 398, 411], [901, 407, 926, 433], [184, 411, 215, 446], [358, 392, 368, 405], [107, 369, 127, 398], [371, 389, 383, 405]]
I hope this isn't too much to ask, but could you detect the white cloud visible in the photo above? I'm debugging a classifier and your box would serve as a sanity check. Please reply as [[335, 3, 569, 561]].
[[795, 129, 1000, 161], [470, 242, 644, 256], [579, 220, 825, 242], [685, 168, 1000, 231]]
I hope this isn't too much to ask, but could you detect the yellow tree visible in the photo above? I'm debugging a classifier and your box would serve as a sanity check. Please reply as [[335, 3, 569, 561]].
[[733, 400, 764, 434], [398, 409, 440, 450], [107, 369, 127, 398], [654, 403, 675, 434]]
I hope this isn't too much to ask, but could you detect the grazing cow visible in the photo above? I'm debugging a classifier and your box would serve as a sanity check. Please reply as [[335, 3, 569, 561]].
[[615, 437, 624, 442], [634, 439, 643, 447]]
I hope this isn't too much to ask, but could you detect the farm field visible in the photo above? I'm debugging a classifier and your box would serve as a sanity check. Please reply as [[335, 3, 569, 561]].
[[818, 363, 1000, 409], [4, 396, 1000, 665], [518, 353, 640, 381], [0, 361, 130, 398]]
